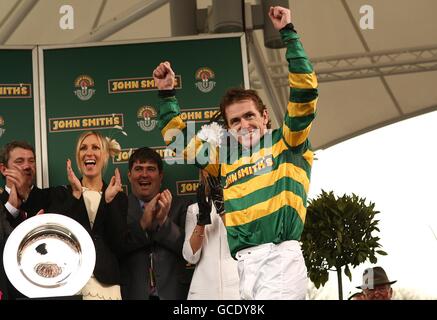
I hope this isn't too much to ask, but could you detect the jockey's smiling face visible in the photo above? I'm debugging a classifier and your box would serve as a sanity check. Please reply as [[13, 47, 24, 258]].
[[225, 100, 269, 148]]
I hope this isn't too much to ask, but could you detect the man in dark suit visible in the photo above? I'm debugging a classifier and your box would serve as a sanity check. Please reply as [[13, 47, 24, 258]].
[[0, 204, 12, 300], [0, 141, 43, 228], [120, 147, 193, 300], [0, 141, 49, 299]]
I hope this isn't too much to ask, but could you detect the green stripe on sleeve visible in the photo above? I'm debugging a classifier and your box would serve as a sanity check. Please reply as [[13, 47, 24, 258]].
[[157, 96, 180, 130], [290, 88, 318, 103], [225, 176, 308, 212]]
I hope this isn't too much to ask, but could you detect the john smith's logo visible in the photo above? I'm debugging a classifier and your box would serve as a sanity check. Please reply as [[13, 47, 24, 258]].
[[195, 67, 216, 93], [137, 106, 157, 132], [74, 75, 96, 101]]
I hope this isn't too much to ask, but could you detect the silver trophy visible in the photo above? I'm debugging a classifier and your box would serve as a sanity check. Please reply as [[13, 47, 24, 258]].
[[3, 214, 95, 298]]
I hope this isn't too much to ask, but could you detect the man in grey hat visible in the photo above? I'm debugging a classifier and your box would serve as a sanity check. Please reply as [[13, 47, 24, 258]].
[[357, 266, 397, 300]]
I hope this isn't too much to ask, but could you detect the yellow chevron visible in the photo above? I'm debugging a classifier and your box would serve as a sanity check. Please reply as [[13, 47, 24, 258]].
[[224, 161, 310, 201], [161, 116, 186, 144], [287, 98, 318, 117], [221, 139, 288, 176], [282, 123, 312, 147], [289, 71, 318, 89], [224, 190, 306, 227]]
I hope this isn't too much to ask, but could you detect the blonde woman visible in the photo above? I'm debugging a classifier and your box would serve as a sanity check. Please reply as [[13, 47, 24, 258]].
[[65, 130, 126, 300], [25, 131, 128, 300]]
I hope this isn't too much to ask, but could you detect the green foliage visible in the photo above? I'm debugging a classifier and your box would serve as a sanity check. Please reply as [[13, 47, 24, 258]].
[[301, 190, 387, 290]]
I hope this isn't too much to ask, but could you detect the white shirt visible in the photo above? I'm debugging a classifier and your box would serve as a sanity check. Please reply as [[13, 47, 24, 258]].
[[182, 203, 240, 300], [4, 185, 34, 218], [4, 185, 20, 218]]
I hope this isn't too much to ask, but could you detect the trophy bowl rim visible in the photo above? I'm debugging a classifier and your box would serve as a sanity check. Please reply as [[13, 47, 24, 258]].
[[3, 213, 95, 298]]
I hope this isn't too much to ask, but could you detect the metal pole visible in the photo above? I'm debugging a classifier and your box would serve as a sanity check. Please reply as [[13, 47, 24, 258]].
[[74, 0, 168, 43], [0, 0, 39, 44], [262, 0, 289, 48], [169, 0, 197, 36], [211, 0, 243, 33]]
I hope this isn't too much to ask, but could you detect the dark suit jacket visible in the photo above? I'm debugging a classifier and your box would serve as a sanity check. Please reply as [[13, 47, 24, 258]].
[[0, 204, 12, 300], [24, 183, 132, 286], [0, 188, 40, 300], [0, 186, 43, 228], [120, 193, 194, 300]]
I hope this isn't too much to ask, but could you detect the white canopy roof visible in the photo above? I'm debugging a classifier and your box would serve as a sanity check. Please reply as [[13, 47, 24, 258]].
[[1, 0, 436, 149]]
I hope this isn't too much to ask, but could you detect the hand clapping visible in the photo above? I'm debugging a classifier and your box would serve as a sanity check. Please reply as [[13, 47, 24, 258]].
[[105, 168, 123, 203]]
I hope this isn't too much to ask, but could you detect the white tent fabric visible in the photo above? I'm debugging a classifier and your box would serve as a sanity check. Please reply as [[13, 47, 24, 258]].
[[1, 0, 436, 150]]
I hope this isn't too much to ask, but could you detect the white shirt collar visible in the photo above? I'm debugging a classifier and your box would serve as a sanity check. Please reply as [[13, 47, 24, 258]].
[[5, 184, 34, 194]]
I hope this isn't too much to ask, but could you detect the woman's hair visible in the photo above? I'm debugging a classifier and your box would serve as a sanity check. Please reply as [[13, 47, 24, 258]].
[[75, 131, 120, 174]]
